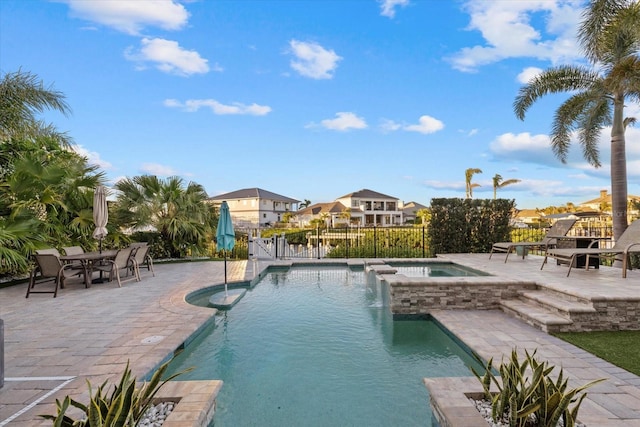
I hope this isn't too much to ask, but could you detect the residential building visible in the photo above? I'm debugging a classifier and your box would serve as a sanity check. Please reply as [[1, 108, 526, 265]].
[[402, 201, 428, 224], [335, 189, 403, 226], [207, 188, 299, 228], [579, 190, 640, 222], [295, 201, 349, 228]]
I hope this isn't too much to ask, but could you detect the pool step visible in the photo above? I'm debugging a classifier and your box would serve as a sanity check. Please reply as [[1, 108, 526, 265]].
[[500, 290, 596, 333], [501, 299, 572, 333]]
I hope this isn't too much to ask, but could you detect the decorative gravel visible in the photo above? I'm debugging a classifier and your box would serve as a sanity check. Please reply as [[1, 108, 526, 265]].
[[470, 398, 586, 427], [138, 401, 176, 427]]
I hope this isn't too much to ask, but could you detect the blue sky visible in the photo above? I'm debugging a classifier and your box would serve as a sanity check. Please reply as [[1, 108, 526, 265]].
[[2, 0, 639, 209]]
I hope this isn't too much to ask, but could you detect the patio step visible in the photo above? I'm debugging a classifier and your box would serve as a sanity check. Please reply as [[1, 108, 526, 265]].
[[500, 298, 573, 333], [519, 290, 596, 316]]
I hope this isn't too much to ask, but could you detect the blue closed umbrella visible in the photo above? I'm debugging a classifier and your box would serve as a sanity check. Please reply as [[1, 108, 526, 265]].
[[216, 201, 235, 294]]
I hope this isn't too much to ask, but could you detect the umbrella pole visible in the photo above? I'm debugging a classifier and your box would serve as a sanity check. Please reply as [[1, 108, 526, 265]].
[[224, 250, 228, 296]]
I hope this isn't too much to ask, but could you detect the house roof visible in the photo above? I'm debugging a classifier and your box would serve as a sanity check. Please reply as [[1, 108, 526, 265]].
[[581, 192, 640, 205], [336, 188, 398, 200], [208, 187, 300, 203], [296, 201, 348, 215], [403, 201, 428, 213]]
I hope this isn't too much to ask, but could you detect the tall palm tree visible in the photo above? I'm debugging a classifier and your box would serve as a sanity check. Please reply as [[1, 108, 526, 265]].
[[514, 0, 640, 241], [492, 174, 521, 199], [465, 168, 482, 198]]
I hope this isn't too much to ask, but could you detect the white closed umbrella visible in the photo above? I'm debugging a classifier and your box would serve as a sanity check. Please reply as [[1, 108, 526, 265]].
[[92, 185, 108, 253]]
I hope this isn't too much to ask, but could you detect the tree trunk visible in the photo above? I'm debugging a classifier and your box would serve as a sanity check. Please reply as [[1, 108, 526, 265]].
[[610, 92, 628, 242]]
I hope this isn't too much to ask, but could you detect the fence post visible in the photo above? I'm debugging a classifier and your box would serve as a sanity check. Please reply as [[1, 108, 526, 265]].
[[274, 234, 279, 259], [422, 226, 426, 258], [374, 226, 377, 258], [345, 227, 349, 259], [316, 227, 320, 259]]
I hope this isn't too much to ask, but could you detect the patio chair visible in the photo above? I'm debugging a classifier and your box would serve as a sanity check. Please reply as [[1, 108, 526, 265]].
[[93, 247, 139, 287], [26, 253, 87, 298], [489, 219, 577, 262], [35, 248, 62, 257], [129, 244, 155, 278], [541, 219, 640, 277], [62, 245, 87, 272]]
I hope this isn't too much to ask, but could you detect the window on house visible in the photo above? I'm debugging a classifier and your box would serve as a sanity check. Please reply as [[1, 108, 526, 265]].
[[263, 213, 267, 218], [365, 201, 372, 210], [387, 202, 396, 211], [374, 201, 384, 211], [351, 199, 359, 208]]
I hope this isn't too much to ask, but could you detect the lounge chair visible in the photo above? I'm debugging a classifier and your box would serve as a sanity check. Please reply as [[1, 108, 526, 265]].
[[541, 219, 640, 277], [489, 218, 577, 262], [26, 253, 88, 298], [93, 247, 139, 286]]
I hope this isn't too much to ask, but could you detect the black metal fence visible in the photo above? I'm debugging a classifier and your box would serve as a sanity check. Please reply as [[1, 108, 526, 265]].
[[214, 224, 616, 261]]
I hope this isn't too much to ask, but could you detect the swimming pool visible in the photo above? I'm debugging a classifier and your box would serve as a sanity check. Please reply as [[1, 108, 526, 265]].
[[388, 261, 490, 277], [166, 266, 482, 426]]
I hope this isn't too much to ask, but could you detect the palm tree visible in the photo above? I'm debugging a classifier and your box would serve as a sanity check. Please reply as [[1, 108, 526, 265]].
[[299, 199, 311, 209], [513, 0, 640, 241], [0, 69, 73, 147], [492, 174, 521, 199], [465, 168, 482, 198], [113, 175, 215, 258]]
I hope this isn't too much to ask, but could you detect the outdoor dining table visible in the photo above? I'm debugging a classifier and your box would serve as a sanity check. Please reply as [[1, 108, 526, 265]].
[[60, 249, 118, 285]]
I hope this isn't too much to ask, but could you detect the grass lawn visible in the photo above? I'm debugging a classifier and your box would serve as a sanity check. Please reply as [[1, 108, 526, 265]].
[[553, 330, 640, 376]]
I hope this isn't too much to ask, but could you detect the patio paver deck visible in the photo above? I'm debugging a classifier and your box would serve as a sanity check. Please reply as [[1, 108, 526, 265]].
[[0, 254, 638, 426]]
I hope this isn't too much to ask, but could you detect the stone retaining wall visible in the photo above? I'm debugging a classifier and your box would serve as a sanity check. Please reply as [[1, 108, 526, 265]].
[[383, 275, 537, 315]]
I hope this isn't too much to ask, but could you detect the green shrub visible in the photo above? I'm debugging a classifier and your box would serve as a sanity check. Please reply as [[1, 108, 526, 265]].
[[40, 359, 189, 426], [471, 349, 604, 427]]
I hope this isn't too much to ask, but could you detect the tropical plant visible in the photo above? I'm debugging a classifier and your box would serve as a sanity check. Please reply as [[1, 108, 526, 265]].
[[493, 174, 521, 199], [415, 208, 431, 225], [513, 0, 640, 241], [0, 69, 72, 148], [299, 199, 311, 209], [40, 359, 189, 426], [465, 168, 482, 199], [472, 349, 605, 427], [113, 175, 216, 258]]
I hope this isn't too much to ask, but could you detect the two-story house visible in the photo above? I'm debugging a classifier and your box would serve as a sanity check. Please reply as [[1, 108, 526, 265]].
[[207, 188, 300, 228], [334, 189, 403, 226]]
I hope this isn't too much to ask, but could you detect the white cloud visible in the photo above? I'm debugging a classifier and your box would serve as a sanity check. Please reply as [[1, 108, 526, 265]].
[[288, 40, 342, 79], [141, 163, 178, 176], [379, 119, 402, 132], [404, 115, 444, 134], [490, 132, 557, 164], [422, 180, 465, 191], [517, 66, 543, 83], [125, 38, 209, 76], [320, 112, 367, 131], [379, 0, 410, 18], [63, 0, 189, 35], [449, 0, 584, 72], [164, 98, 272, 115], [72, 145, 112, 170]]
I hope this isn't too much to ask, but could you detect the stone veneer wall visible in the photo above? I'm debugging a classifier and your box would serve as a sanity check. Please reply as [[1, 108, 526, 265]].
[[386, 276, 538, 315], [570, 299, 640, 331]]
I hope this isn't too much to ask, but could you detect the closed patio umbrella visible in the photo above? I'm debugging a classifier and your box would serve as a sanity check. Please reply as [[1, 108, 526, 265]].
[[216, 201, 235, 295], [92, 185, 108, 253]]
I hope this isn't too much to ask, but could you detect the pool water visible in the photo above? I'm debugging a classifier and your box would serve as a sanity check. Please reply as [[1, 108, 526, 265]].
[[166, 267, 483, 426], [389, 262, 490, 277]]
